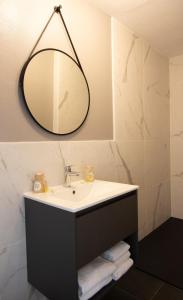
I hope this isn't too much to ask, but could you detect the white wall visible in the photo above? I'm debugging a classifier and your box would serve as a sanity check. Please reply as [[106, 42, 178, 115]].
[[112, 18, 171, 239]]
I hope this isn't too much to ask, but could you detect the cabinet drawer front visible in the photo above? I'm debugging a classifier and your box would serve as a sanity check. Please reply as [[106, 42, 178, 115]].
[[76, 193, 137, 268]]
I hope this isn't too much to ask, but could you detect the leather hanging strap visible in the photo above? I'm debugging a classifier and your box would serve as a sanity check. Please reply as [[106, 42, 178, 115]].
[[28, 5, 83, 71]]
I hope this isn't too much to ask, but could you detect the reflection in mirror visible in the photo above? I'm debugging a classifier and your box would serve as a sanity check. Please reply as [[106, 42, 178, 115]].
[[21, 49, 90, 135]]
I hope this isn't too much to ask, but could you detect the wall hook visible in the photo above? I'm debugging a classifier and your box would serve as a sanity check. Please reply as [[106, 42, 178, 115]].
[[54, 5, 62, 13]]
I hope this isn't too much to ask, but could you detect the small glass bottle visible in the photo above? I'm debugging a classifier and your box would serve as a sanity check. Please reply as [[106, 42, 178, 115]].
[[84, 165, 95, 182]]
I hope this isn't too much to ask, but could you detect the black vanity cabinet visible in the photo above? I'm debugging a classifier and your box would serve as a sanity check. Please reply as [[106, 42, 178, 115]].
[[24, 190, 138, 300]]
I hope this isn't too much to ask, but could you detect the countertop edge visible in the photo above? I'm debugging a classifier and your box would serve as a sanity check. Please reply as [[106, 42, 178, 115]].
[[24, 183, 139, 213]]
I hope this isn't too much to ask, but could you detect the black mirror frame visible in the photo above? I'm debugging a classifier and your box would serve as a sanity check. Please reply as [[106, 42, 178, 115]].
[[19, 48, 90, 136]]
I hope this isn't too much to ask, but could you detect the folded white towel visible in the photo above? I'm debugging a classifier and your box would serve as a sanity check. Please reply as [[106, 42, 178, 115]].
[[112, 258, 134, 281], [102, 241, 130, 262], [78, 256, 116, 296], [114, 251, 131, 268], [79, 276, 112, 300]]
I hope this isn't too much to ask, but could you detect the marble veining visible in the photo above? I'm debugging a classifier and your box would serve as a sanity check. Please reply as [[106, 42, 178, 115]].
[[0, 248, 6, 256], [122, 35, 138, 83], [28, 287, 37, 300], [58, 142, 66, 170], [144, 45, 151, 63], [127, 99, 144, 138], [113, 142, 134, 185], [0, 157, 7, 171], [1, 266, 26, 293], [146, 81, 158, 91], [152, 183, 163, 230], [142, 116, 151, 137], [147, 82, 169, 99], [112, 17, 170, 240], [28, 286, 48, 300], [58, 91, 69, 110], [137, 90, 151, 138], [173, 172, 183, 179], [0, 151, 21, 199], [172, 130, 183, 139]]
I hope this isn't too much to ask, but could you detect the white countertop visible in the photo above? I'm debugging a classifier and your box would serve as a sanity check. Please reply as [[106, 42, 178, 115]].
[[24, 180, 139, 213]]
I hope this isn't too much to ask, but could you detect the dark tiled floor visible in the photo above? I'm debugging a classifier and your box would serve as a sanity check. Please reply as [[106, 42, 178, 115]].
[[102, 268, 183, 300], [153, 284, 183, 300], [104, 287, 137, 300], [96, 218, 183, 300], [137, 218, 183, 289], [116, 268, 163, 300]]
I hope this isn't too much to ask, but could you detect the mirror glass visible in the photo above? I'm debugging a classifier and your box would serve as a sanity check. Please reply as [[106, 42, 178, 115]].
[[21, 49, 90, 135]]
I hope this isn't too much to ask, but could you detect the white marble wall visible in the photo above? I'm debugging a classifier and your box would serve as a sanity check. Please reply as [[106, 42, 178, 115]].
[[170, 55, 183, 218], [112, 18, 171, 240], [0, 140, 135, 300]]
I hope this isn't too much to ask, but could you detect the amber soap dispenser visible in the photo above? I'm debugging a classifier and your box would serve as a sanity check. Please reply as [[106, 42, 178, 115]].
[[84, 165, 95, 182], [32, 172, 48, 193]]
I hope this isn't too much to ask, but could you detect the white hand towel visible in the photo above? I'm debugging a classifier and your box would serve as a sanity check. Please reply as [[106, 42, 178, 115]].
[[78, 256, 116, 296], [79, 276, 112, 300], [114, 251, 131, 268], [102, 241, 130, 262], [112, 258, 134, 281]]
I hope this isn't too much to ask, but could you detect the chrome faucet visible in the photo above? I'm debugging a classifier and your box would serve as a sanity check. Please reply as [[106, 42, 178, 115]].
[[64, 165, 80, 187]]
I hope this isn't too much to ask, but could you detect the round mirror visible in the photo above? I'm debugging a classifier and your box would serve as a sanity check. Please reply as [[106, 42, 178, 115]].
[[20, 49, 90, 135]]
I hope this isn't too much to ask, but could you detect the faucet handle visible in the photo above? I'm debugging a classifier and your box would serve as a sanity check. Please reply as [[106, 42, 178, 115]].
[[64, 165, 72, 172]]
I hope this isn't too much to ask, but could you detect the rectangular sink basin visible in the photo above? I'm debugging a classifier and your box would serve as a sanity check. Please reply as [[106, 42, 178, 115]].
[[24, 180, 138, 212]]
